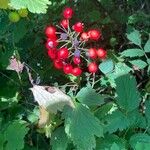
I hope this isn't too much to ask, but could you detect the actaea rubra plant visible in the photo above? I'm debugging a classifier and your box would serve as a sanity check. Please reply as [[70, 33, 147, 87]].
[[44, 7, 107, 76]]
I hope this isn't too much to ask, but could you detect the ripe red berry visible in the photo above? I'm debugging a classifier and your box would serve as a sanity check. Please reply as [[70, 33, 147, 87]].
[[47, 49, 57, 60], [45, 39, 58, 49], [80, 32, 89, 41], [88, 30, 101, 40], [73, 22, 84, 33], [88, 62, 98, 73], [63, 64, 73, 74], [60, 19, 69, 28], [63, 7, 73, 19], [45, 26, 56, 39], [54, 59, 63, 69], [97, 48, 107, 59], [57, 47, 69, 59], [88, 48, 97, 59], [72, 67, 82, 76], [73, 57, 81, 65]]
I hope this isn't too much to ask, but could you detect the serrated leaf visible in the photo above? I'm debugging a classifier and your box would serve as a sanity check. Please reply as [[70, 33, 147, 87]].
[[9, 0, 51, 14], [129, 133, 150, 149], [4, 120, 29, 150], [115, 74, 140, 112], [96, 135, 127, 150], [129, 59, 147, 69], [63, 104, 103, 150], [120, 49, 144, 57], [144, 38, 150, 53], [0, 0, 9, 9], [126, 29, 141, 46], [51, 127, 69, 150], [103, 109, 142, 134], [99, 59, 114, 74], [76, 85, 104, 106]]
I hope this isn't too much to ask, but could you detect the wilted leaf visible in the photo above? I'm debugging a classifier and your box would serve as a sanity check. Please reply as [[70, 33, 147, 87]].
[[30, 85, 74, 114]]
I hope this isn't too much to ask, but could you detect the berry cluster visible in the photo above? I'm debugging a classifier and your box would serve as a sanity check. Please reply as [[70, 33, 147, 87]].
[[44, 7, 107, 76]]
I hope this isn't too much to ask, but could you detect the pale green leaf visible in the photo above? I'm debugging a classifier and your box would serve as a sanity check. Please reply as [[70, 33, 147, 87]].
[[51, 127, 69, 150], [129, 59, 147, 69], [99, 59, 114, 74], [144, 38, 150, 53], [63, 104, 103, 150], [120, 49, 144, 57], [76, 85, 105, 106], [4, 120, 29, 150], [9, 0, 51, 14], [115, 74, 140, 112], [126, 29, 141, 46]]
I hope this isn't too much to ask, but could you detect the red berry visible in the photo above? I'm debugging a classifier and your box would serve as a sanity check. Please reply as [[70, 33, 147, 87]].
[[45, 39, 58, 49], [88, 62, 98, 73], [88, 48, 97, 59], [97, 48, 107, 59], [54, 59, 63, 69], [80, 32, 89, 41], [72, 67, 82, 76], [73, 57, 81, 65], [63, 7, 73, 19], [45, 26, 56, 39], [57, 47, 69, 59], [60, 19, 69, 28], [88, 30, 101, 40], [63, 64, 73, 74], [47, 49, 57, 60], [73, 22, 84, 33]]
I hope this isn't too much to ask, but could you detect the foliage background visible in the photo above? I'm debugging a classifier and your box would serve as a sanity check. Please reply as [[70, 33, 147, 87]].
[[0, 0, 150, 150]]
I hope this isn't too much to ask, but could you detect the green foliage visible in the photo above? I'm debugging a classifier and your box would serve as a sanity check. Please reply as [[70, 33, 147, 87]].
[[99, 59, 114, 74], [9, 0, 51, 14], [63, 104, 103, 150], [51, 127, 69, 150], [115, 74, 140, 112], [120, 49, 145, 57], [126, 29, 141, 46], [2, 120, 29, 150], [76, 85, 105, 106]]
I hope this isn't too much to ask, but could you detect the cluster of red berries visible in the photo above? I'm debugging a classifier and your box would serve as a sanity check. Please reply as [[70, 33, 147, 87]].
[[44, 7, 107, 76]]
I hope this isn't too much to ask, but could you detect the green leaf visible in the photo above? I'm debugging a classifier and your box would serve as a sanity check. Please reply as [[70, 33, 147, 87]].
[[76, 85, 105, 106], [126, 29, 141, 46], [120, 49, 144, 57], [115, 74, 140, 112], [99, 59, 114, 74], [51, 127, 69, 150], [0, 0, 8, 9], [96, 135, 126, 150], [63, 104, 103, 150], [9, 0, 51, 14], [135, 142, 150, 150], [4, 120, 29, 150], [144, 38, 150, 53], [108, 143, 120, 150], [129, 133, 150, 149], [129, 59, 147, 69]]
